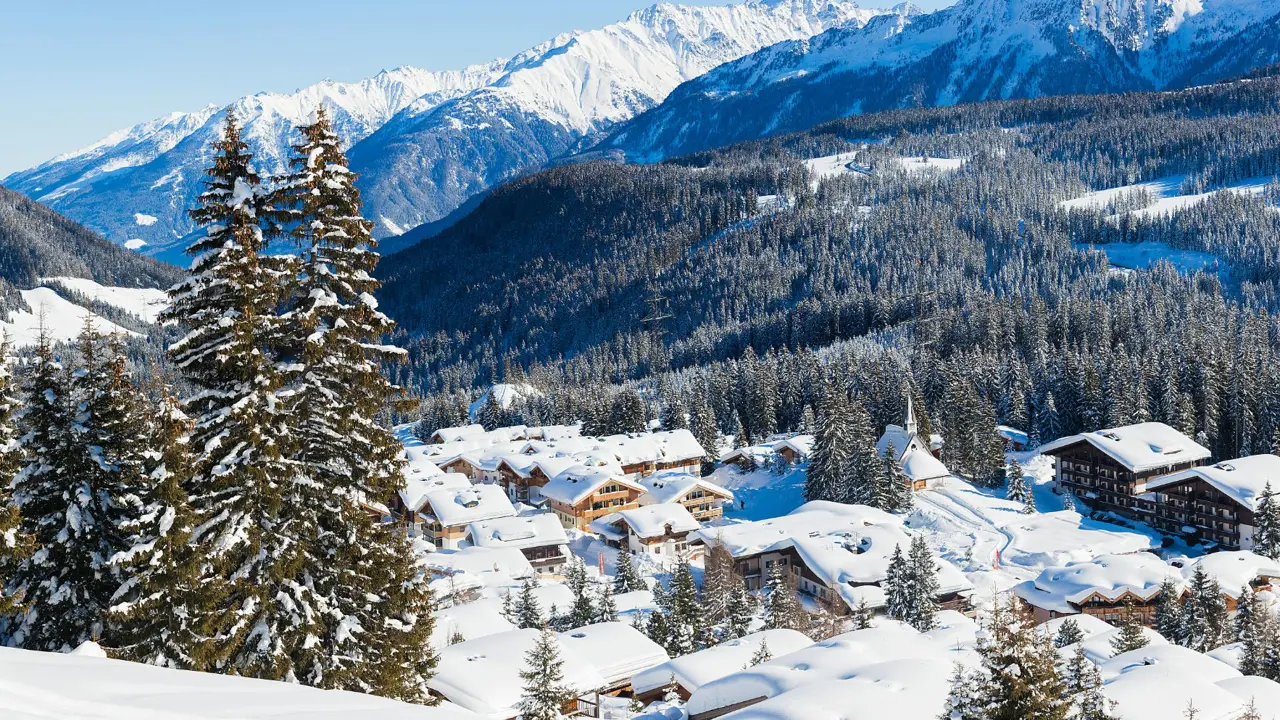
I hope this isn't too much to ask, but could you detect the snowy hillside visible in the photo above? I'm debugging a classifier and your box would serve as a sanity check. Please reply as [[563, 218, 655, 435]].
[[0, 643, 479, 719], [1, 277, 167, 347], [5, 0, 895, 254], [602, 0, 1280, 160]]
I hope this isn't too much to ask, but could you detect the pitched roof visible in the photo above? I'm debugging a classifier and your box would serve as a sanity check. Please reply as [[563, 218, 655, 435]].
[[467, 512, 568, 551], [1038, 422, 1210, 472], [1013, 553, 1180, 614], [400, 472, 472, 513], [592, 503, 701, 540], [422, 484, 517, 527], [631, 629, 813, 696], [1147, 454, 1280, 511], [539, 466, 645, 507], [636, 471, 735, 505]]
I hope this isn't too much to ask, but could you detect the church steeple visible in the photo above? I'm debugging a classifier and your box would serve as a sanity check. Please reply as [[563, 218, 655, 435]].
[[905, 395, 918, 436]]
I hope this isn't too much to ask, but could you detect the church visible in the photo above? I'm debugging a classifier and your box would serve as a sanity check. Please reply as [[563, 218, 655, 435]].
[[876, 399, 950, 490]]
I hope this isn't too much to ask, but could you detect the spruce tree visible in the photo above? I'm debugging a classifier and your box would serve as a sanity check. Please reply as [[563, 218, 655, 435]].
[[1253, 483, 1280, 560], [852, 598, 874, 630], [9, 325, 119, 651], [613, 549, 646, 594], [1235, 584, 1271, 677], [1064, 645, 1113, 720], [596, 583, 618, 623], [163, 110, 317, 678], [1109, 599, 1149, 656], [1184, 565, 1227, 652], [1153, 577, 1187, 646], [665, 556, 704, 656], [518, 627, 572, 720], [0, 336, 31, 617], [907, 535, 940, 632], [971, 595, 1071, 720], [749, 638, 772, 666], [1053, 618, 1084, 648], [516, 576, 545, 629], [844, 398, 886, 506], [688, 395, 720, 476], [106, 386, 202, 668], [1006, 460, 1029, 504], [724, 582, 753, 640], [939, 662, 984, 720], [566, 556, 596, 628], [279, 107, 436, 698], [763, 564, 806, 632], [701, 541, 737, 625], [879, 442, 914, 513], [884, 544, 913, 626], [806, 380, 851, 503]]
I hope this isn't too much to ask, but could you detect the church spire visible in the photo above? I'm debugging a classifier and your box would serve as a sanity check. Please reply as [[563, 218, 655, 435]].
[[906, 395, 918, 436]]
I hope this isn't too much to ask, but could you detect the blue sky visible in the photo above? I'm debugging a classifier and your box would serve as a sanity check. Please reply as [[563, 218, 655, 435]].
[[0, 0, 952, 177]]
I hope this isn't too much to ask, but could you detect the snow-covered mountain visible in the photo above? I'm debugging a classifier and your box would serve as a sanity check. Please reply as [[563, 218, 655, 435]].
[[4, 0, 894, 255], [602, 0, 1280, 161]]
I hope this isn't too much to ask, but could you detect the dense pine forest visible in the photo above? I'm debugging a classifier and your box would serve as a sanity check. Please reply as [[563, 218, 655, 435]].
[[388, 69, 1280, 467]]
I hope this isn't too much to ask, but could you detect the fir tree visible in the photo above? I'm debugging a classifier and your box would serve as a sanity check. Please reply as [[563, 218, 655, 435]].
[[806, 380, 851, 503], [884, 543, 912, 626], [1006, 459, 1029, 504], [9, 324, 121, 651], [1053, 617, 1084, 648], [565, 556, 596, 629], [939, 662, 984, 720], [518, 627, 572, 720], [516, 576, 544, 629], [701, 541, 737, 625], [613, 550, 646, 594], [1109, 599, 1149, 656], [1253, 483, 1280, 560], [106, 388, 202, 668], [724, 581, 753, 640], [763, 564, 806, 632], [875, 441, 914, 513], [0, 336, 31, 617], [661, 394, 688, 431], [1153, 577, 1186, 646], [665, 555, 704, 656], [596, 582, 618, 623], [749, 638, 772, 666], [163, 110, 314, 678], [845, 398, 886, 507], [907, 535, 940, 632], [1184, 564, 1227, 652], [1235, 584, 1272, 677], [610, 389, 648, 434], [852, 598, 874, 630], [1064, 645, 1113, 720], [689, 395, 720, 476], [279, 107, 436, 698], [970, 595, 1071, 720]]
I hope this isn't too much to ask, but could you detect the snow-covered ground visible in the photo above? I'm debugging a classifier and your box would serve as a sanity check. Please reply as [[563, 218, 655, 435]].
[[1060, 174, 1276, 219], [0, 276, 169, 348], [893, 156, 965, 174], [43, 276, 169, 324], [1127, 176, 1275, 220], [803, 152, 866, 188], [1073, 240, 1222, 275], [0, 643, 479, 719]]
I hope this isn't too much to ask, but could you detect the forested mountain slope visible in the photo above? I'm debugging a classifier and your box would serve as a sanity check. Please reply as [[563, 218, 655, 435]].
[[383, 71, 1280, 465], [602, 0, 1280, 161]]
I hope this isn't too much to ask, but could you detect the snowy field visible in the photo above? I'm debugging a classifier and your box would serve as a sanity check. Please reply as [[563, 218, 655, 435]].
[[1059, 174, 1276, 218], [43, 276, 169, 324], [0, 277, 168, 347], [0, 643, 479, 719], [893, 156, 965, 174], [1073, 240, 1222, 275]]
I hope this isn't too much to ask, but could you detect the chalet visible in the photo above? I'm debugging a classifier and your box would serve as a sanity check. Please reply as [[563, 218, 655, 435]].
[[692, 501, 970, 613], [413, 484, 517, 549], [998, 425, 1031, 451], [437, 454, 494, 483], [721, 435, 813, 470], [636, 471, 735, 522], [590, 503, 702, 559], [424, 546, 534, 605], [1179, 551, 1280, 612], [429, 424, 486, 444], [1012, 552, 1181, 625], [495, 454, 577, 504], [558, 622, 669, 699], [775, 435, 814, 464], [630, 629, 813, 704], [539, 466, 647, 530], [603, 429, 706, 477], [1039, 422, 1210, 519], [466, 512, 570, 575], [391, 472, 470, 531], [877, 399, 948, 490], [1145, 454, 1280, 551]]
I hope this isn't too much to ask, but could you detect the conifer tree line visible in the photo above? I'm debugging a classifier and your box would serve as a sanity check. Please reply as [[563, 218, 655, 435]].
[[0, 108, 436, 702]]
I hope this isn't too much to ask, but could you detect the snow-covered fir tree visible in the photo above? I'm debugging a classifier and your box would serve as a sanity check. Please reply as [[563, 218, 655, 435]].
[[724, 581, 753, 640], [518, 626, 572, 720], [852, 598, 874, 630], [107, 388, 201, 668], [749, 638, 772, 666], [701, 541, 737, 627], [844, 397, 886, 507], [884, 543, 912, 626], [877, 442, 914, 514], [664, 555, 705, 656], [1064, 645, 1113, 720], [596, 583, 617, 623], [565, 556, 596, 628], [278, 107, 436, 699], [1153, 577, 1187, 645], [0, 336, 31, 617], [515, 576, 544, 629], [1006, 459, 1029, 504], [1053, 617, 1084, 648], [907, 535, 940, 632], [805, 379, 851, 503], [162, 110, 317, 678], [1235, 584, 1273, 678], [689, 394, 720, 476], [762, 564, 807, 632], [939, 662, 984, 720], [660, 394, 688, 431], [1254, 483, 1280, 560], [613, 549, 646, 594], [1109, 599, 1149, 656], [968, 595, 1070, 719], [610, 388, 647, 434], [1183, 564, 1227, 652]]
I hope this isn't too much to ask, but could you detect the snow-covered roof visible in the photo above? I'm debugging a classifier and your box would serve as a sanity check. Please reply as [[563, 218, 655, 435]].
[[1071, 625, 1168, 665], [636, 471, 734, 505], [424, 547, 533, 588], [539, 466, 644, 507], [776, 434, 814, 458], [1038, 613, 1116, 644], [692, 500, 904, 559], [1000, 511, 1157, 568], [723, 668, 953, 720], [431, 597, 516, 651], [467, 512, 568, 551], [0, 644, 480, 719], [1101, 645, 1242, 720], [1038, 422, 1210, 472], [631, 629, 813, 696], [900, 448, 950, 482], [684, 620, 976, 719], [433, 424, 487, 443], [876, 424, 943, 460], [594, 429, 706, 466], [429, 629, 606, 719], [1147, 454, 1280, 511], [558, 622, 669, 688], [997, 425, 1030, 445], [1180, 550, 1280, 598], [422, 484, 517, 527], [591, 503, 701, 540], [400, 472, 472, 513], [1218, 676, 1280, 719], [1014, 553, 1179, 613]]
